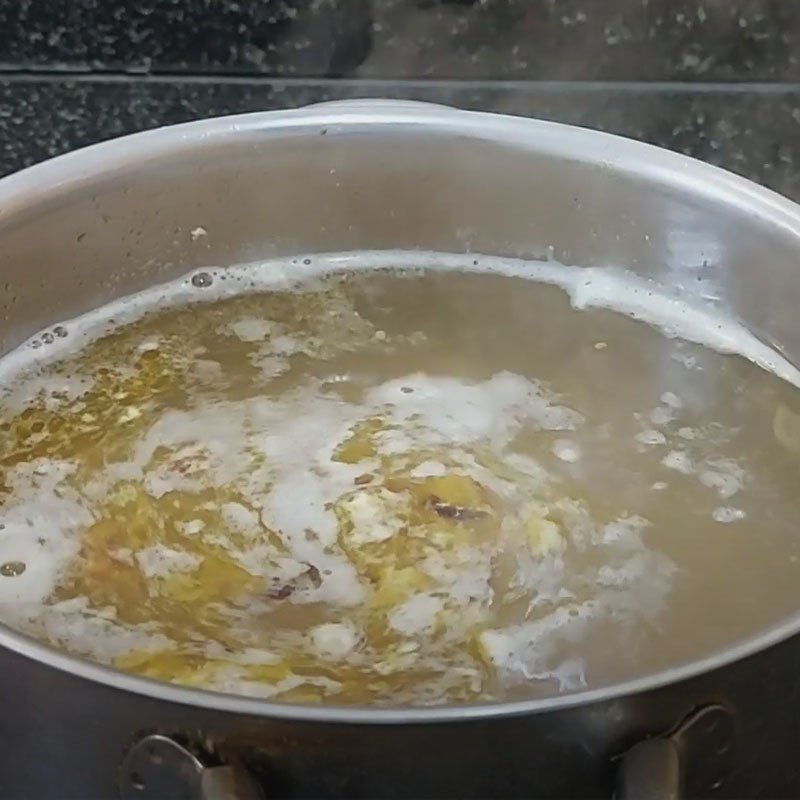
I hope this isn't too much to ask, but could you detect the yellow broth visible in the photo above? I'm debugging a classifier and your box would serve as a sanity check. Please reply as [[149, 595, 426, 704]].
[[0, 265, 798, 705]]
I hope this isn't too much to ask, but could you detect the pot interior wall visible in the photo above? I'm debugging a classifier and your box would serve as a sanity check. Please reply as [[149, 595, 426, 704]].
[[0, 117, 799, 367]]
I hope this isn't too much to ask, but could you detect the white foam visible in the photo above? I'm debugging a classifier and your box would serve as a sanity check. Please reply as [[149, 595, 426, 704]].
[[661, 450, 694, 475], [0, 459, 93, 605], [700, 458, 746, 499], [308, 622, 360, 660], [220, 503, 260, 536], [409, 460, 447, 478], [552, 439, 581, 463], [338, 489, 407, 546], [650, 406, 677, 426], [1, 373, 94, 413], [367, 372, 583, 446], [660, 392, 683, 409], [713, 506, 746, 524], [135, 544, 203, 579], [636, 429, 667, 446], [225, 318, 278, 343], [5, 596, 172, 661], [2, 250, 799, 391], [481, 497, 673, 685], [389, 594, 443, 637]]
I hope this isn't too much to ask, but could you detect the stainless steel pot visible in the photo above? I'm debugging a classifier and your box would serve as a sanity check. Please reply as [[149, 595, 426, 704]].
[[0, 100, 799, 799]]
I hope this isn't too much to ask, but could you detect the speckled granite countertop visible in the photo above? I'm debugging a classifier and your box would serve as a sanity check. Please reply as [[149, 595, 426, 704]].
[[3, 78, 800, 201], [1, 0, 800, 201]]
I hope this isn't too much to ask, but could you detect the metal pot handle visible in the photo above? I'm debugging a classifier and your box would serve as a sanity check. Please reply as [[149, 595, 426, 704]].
[[120, 704, 734, 800], [120, 734, 264, 800], [616, 737, 681, 800], [614, 704, 735, 800]]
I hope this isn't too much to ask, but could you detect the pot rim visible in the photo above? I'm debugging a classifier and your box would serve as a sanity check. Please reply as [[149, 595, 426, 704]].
[[1, 98, 800, 724]]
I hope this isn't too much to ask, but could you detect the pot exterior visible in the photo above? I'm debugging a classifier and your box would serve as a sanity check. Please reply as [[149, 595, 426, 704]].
[[0, 634, 799, 798]]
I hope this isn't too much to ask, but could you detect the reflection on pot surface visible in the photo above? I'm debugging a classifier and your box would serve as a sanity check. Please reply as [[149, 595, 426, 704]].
[[0, 250, 798, 707]]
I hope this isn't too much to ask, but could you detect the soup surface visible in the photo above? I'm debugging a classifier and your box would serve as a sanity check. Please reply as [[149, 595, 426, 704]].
[[0, 252, 799, 706]]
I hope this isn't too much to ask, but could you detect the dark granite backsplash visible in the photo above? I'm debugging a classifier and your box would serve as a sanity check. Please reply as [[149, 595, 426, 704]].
[[0, 0, 799, 201], [3, 78, 799, 199], [1, 0, 799, 80]]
